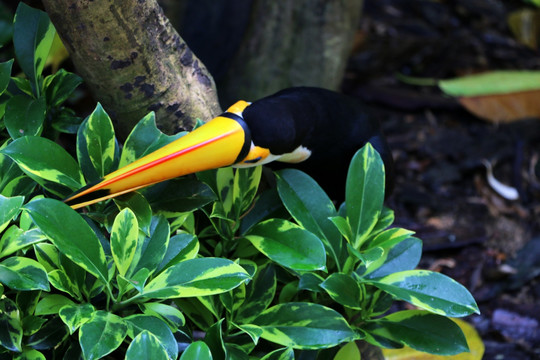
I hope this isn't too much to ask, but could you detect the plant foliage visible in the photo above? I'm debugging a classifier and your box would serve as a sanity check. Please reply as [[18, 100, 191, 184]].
[[0, 4, 479, 359]]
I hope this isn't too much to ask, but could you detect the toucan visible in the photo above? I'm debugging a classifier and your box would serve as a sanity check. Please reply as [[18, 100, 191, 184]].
[[64, 87, 394, 209]]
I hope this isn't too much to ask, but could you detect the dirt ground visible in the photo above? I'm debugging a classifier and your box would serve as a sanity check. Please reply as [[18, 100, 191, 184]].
[[344, 1, 540, 358]]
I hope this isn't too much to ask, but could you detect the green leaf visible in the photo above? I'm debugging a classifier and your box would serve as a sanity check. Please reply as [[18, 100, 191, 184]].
[[35, 294, 74, 315], [144, 178, 216, 213], [320, 273, 362, 309], [5, 95, 46, 139], [0, 297, 22, 352], [13, 3, 55, 93], [366, 237, 422, 279], [346, 144, 385, 248], [233, 166, 262, 215], [369, 227, 415, 249], [0, 227, 46, 258], [33, 242, 60, 272], [236, 264, 276, 323], [126, 330, 169, 360], [276, 169, 343, 267], [253, 302, 356, 349], [334, 342, 360, 360], [14, 348, 46, 360], [125, 314, 177, 360], [0, 59, 13, 96], [260, 347, 294, 360], [180, 341, 213, 360], [48, 269, 80, 298], [23, 199, 109, 289], [157, 232, 199, 272], [239, 187, 287, 236], [59, 303, 95, 334], [0, 4, 12, 48], [439, 70, 540, 97], [77, 103, 117, 181], [79, 310, 128, 360], [1, 136, 83, 191], [0, 257, 49, 291], [26, 316, 69, 350], [366, 310, 469, 355], [245, 219, 326, 271], [43, 69, 82, 108], [120, 112, 184, 167], [111, 208, 139, 276], [368, 270, 480, 317], [142, 257, 250, 299], [0, 195, 24, 233], [130, 215, 169, 277], [329, 216, 352, 244], [298, 272, 324, 293], [232, 323, 262, 345], [115, 192, 153, 235], [139, 302, 185, 330]]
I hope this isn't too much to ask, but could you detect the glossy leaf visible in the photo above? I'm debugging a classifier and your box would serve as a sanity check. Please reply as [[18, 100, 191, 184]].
[[143, 257, 250, 299], [59, 303, 95, 334], [157, 232, 199, 272], [366, 237, 422, 279], [139, 302, 185, 330], [180, 341, 213, 360], [0, 227, 46, 258], [120, 112, 184, 167], [43, 69, 82, 107], [0, 195, 24, 233], [320, 273, 362, 309], [0, 256, 49, 291], [144, 178, 216, 213], [253, 302, 356, 349], [115, 192, 152, 235], [0, 297, 22, 352], [382, 318, 485, 360], [233, 166, 262, 215], [334, 342, 361, 360], [245, 219, 326, 271], [276, 169, 343, 266], [0, 59, 13, 95], [369, 227, 415, 249], [1, 136, 83, 191], [26, 316, 69, 350], [125, 314, 177, 360], [15, 348, 46, 360], [368, 270, 479, 317], [346, 144, 385, 248], [111, 208, 139, 276], [23, 199, 109, 288], [79, 311, 128, 360], [35, 294, 74, 316], [439, 70, 540, 97], [13, 3, 55, 91], [236, 264, 276, 323], [48, 269, 80, 298], [260, 347, 295, 360], [77, 103, 117, 181], [130, 215, 169, 277], [5, 95, 46, 139], [366, 310, 469, 355], [126, 330, 168, 360]]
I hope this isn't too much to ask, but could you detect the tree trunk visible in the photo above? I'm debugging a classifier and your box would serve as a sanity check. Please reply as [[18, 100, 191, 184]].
[[220, 0, 363, 104], [42, 0, 221, 137]]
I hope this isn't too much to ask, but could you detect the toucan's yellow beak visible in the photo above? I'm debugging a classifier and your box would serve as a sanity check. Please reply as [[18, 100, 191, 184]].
[[65, 101, 265, 209]]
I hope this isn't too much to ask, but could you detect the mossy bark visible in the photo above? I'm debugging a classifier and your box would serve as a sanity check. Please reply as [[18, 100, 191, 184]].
[[42, 0, 221, 137]]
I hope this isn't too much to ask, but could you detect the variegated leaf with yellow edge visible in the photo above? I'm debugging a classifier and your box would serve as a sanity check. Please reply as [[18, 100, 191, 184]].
[[382, 319, 484, 360]]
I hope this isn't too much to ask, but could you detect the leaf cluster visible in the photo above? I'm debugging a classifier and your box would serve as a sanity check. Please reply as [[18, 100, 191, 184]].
[[0, 4, 480, 360]]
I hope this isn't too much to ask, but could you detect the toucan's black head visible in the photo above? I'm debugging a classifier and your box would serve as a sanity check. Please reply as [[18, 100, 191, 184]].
[[239, 87, 394, 200]]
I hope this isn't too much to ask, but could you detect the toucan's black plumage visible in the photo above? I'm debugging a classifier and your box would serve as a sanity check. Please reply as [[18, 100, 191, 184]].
[[64, 87, 393, 208], [242, 87, 394, 200]]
